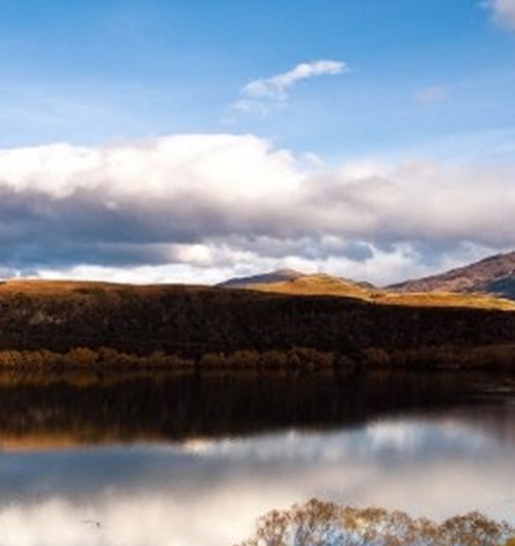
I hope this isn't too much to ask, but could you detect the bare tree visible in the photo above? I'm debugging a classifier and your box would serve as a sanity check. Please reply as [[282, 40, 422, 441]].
[[236, 499, 515, 546]]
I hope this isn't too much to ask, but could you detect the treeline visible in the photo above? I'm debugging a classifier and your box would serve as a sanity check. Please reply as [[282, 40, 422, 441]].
[[0, 346, 336, 371], [2, 343, 515, 371], [0, 347, 193, 369]]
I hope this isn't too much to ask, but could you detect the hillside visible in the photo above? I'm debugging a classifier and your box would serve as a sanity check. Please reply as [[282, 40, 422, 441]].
[[231, 272, 515, 311], [2, 279, 515, 370], [390, 251, 515, 300], [226, 272, 374, 298], [218, 268, 304, 287]]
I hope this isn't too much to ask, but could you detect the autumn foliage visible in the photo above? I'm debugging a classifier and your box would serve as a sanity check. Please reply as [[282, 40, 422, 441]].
[[237, 499, 515, 546]]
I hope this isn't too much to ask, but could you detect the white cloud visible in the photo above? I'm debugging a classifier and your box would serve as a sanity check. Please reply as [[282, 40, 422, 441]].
[[1, 135, 515, 286], [243, 60, 347, 101], [0, 135, 298, 200], [488, 0, 515, 30], [234, 60, 346, 114]]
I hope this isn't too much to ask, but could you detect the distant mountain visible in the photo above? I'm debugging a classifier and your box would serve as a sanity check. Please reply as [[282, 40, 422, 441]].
[[390, 251, 515, 300], [219, 269, 378, 297], [219, 268, 515, 309], [241, 273, 378, 299], [218, 269, 304, 288]]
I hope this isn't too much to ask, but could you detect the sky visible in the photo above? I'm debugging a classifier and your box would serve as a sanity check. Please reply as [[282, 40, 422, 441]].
[[1, 0, 515, 285]]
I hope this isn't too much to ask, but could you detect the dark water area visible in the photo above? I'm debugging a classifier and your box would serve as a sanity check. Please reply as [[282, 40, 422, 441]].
[[0, 369, 515, 546], [0, 368, 510, 444]]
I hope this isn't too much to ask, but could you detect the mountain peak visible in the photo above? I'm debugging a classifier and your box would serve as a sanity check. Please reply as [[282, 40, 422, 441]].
[[217, 269, 304, 288], [218, 269, 380, 300]]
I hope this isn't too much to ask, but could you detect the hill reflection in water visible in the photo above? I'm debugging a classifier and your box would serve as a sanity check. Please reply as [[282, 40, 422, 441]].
[[0, 370, 514, 546], [0, 368, 511, 447]]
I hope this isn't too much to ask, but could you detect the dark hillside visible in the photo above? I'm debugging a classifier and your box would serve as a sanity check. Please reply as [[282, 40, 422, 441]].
[[1, 280, 515, 364]]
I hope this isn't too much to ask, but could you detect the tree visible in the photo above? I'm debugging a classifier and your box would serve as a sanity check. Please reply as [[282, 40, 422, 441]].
[[236, 499, 515, 546]]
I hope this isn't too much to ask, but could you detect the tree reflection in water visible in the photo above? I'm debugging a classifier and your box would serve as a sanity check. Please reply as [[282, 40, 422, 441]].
[[0, 368, 508, 447]]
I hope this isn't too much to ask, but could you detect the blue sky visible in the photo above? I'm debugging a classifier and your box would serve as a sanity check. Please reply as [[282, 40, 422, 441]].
[[3, 0, 514, 157], [1, 0, 515, 284]]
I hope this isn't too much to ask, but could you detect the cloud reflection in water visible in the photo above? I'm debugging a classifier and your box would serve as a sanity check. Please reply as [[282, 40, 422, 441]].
[[1, 414, 515, 546]]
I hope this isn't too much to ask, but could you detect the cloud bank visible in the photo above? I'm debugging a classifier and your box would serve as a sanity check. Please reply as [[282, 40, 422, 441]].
[[0, 134, 514, 285], [234, 60, 346, 114]]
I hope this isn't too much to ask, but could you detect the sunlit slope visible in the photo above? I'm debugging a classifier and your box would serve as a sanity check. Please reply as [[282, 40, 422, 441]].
[[241, 273, 515, 310], [390, 250, 515, 301]]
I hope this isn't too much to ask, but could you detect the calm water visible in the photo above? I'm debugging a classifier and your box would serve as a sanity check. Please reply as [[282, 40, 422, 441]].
[[0, 369, 514, 546]]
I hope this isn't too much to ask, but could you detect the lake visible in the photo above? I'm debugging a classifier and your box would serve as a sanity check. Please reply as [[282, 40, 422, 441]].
[[0, 369, 514, 546]]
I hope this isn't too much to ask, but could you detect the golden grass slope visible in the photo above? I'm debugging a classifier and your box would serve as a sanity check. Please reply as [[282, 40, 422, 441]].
[[2, 274, 515, 310], [0, 278, 208, 296], [244, 274, 515, 310]]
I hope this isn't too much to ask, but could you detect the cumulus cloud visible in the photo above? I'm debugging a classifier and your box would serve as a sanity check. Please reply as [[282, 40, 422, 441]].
[[488, 0, 515, 29], [234, 60, 346, 114], [0, 135, 514, 285]]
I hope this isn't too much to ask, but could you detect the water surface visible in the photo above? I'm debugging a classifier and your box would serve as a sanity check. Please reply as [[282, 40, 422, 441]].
[[0, 369, 514, 546]]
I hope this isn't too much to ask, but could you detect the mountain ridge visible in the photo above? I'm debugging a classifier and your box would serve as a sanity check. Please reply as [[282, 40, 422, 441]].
[[389, 251, 515, 300], [217, 266, 515, 310], [220, 249, 515, 303]]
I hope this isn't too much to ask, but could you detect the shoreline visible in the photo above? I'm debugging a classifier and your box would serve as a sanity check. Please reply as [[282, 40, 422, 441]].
[[2, 344, 515, 373]]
